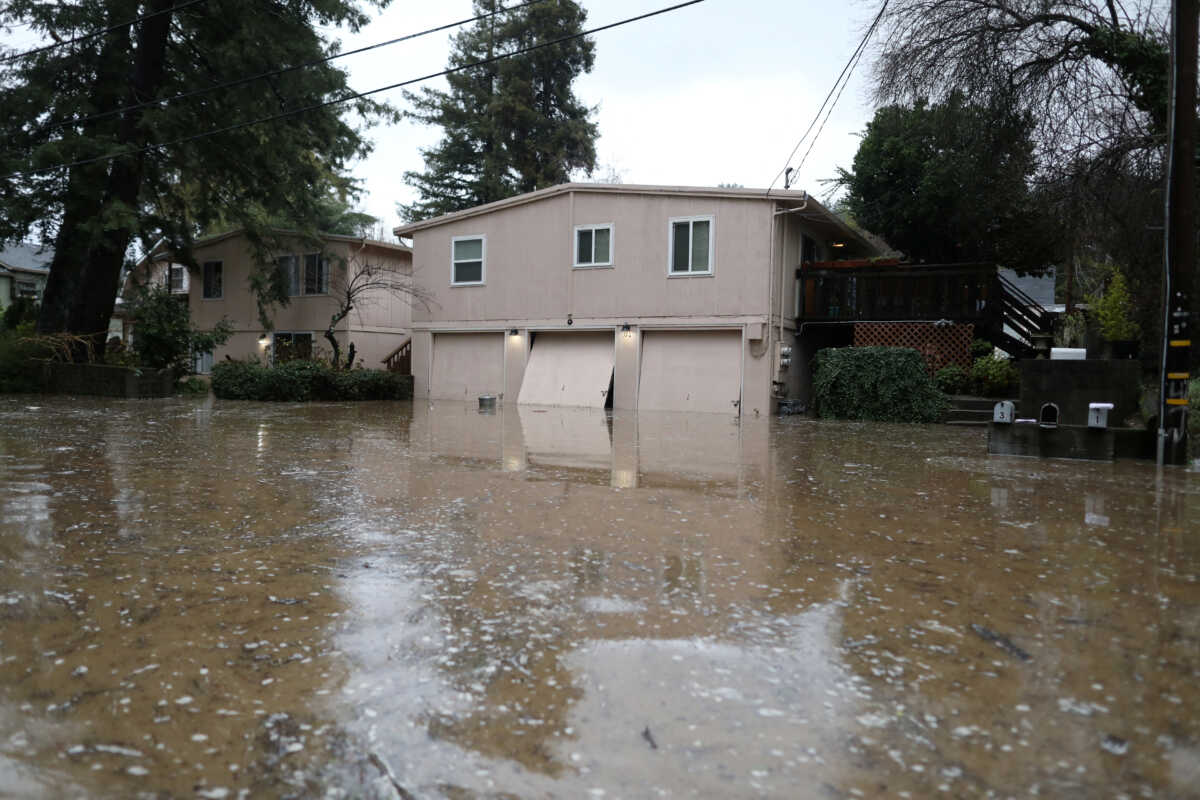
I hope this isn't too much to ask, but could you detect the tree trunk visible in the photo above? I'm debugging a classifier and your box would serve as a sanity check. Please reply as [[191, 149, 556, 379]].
[[325, 305, 351, 369], [37, 0, 175, 361]]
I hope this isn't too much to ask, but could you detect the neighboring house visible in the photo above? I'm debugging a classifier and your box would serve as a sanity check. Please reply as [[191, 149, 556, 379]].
[[117, 230, 413, 373], [393, 183, 885, 415], [0, 242, 53, 309]]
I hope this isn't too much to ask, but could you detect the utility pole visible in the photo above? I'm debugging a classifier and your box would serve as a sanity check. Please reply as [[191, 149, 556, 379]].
[[1159, 0, 1197, 465]]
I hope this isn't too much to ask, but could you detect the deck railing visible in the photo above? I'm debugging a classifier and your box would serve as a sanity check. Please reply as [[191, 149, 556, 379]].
[[797, 262, 1000, 323], [383, 337, 412, 375], [796, 262, 1053, 358]]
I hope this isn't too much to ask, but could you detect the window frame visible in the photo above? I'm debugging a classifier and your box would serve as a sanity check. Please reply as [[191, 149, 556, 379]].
[[450, 234, 486, 286], [167, 263, 188, 294], [271, 331, 313, 364], [303, 252, 328, 296], [201, 260, 223, 300], [572, 223, 614, 269], [277, 252, 327, 297], [667, 215, 715, 277]]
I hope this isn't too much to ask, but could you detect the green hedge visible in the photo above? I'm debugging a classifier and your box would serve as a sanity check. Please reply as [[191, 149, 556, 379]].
[[813, 346, 948, 423], [210, 359, 411, 401]]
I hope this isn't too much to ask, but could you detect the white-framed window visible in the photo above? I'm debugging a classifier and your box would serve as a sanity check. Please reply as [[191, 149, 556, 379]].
[[451, 235, 485, 285], [277, 253, 327, 297], [272, 331, 313, 363], [202, 260, 223, 299], [168, 263, 188, 293], [668, 215, 714, 275], [14, 280, 38, 299], [574, 224, 613, 268]]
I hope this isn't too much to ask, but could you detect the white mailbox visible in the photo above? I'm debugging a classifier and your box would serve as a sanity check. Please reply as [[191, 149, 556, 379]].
[[993, 401, 1015, 424], [1088, 402, 1114, 429]]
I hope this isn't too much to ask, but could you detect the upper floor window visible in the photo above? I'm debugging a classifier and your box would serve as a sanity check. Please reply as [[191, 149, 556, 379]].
[[574, 224, 612, 268], [669, 216, 713, 275], [202, 260, 223, 299], [277, 253, 327, 296], [168, 263, 187, 293], [452, 236, 485, 285]]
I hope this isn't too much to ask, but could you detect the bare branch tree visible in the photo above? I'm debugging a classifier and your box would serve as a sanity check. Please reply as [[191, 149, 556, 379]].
[[868, 0, 1169, 172], [323, 249, 432, 370]]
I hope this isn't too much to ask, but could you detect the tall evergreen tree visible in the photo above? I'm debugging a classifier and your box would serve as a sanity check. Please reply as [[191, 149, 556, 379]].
[[0, 0, 393, 354], [401, 0, 598, 221], [835, 94, 1056, 268]]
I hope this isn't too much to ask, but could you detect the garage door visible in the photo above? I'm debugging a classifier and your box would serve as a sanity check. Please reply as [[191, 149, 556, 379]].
[[518, 332, 614, 408], [638, 330, 742, 414], [430, 333, 504, 400]]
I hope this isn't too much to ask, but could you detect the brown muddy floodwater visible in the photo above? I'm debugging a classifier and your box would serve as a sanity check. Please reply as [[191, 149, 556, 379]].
[[0, 396, 1197, 799]]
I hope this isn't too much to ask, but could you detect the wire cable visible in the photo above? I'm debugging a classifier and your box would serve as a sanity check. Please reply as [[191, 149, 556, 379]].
[[43, 0, 551, 133], [5, 0, 708, 181], [767, 0, 888, 193], [0, 0, 209, 65]]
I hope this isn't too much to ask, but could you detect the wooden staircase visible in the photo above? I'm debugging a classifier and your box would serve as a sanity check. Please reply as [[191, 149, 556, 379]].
[[987, 274, 1054, 359]]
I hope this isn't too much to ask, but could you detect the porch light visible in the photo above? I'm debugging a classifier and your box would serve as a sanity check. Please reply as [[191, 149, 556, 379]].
[[621, 323, 632, 339], [509, 328, 520, 336], [258, 333, 270, 345], [831, 241, 845, 248]]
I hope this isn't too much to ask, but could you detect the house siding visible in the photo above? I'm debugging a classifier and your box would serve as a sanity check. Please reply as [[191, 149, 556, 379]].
[[403, 185, 876, 414]]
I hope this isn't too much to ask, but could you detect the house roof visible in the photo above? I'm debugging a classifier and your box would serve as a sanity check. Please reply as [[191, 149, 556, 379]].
[[0, 242, 54, 276], [392, 183, 885, 257], [190, 228, 411, 255]]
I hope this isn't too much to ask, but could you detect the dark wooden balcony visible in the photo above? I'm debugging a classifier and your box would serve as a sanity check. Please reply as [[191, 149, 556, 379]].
[[797, 262, 1053, 358]]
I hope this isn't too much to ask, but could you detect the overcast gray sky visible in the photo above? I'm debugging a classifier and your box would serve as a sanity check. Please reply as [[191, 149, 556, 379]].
[[332, 0, 882, 232]]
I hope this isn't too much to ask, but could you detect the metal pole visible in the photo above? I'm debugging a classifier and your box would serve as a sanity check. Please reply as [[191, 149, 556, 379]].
[[1160, 0, 1196, 465]]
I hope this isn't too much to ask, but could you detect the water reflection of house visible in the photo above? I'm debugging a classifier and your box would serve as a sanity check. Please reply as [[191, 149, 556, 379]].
[[115, 229, 413, 372], [394, 184, 885, 416]]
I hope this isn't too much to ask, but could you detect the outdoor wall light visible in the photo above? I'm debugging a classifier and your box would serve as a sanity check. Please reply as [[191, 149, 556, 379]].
[[258, 333, 270, 345], [509, 328, 519, 336], [621, 323, 633, 340]]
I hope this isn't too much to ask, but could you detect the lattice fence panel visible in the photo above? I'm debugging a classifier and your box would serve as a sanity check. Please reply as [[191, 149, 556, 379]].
[[853, 323, 973, 373]]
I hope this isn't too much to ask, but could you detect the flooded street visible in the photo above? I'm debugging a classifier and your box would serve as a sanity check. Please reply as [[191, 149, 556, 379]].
[[0, 396, 1197, 799]]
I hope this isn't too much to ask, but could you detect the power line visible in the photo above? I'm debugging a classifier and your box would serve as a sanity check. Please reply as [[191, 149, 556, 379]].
[[5, 0, 708, 181], [767, 0, 888, 193], [0, 0, 209, 65], [44, 0, 551, 133]]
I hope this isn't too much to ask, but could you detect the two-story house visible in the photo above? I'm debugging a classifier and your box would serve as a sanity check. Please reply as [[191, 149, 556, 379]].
[[394, 183, 885, 415], [119, 229, 413, 373]]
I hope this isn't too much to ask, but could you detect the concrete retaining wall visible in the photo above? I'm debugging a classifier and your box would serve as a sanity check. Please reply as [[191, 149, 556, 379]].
[[41, 362, 176, 398], [1018, 360, 1141, 427]]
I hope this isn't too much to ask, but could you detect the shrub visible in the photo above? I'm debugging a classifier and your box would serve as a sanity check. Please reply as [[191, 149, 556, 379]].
[[970, 338, 995, 359], [813, 346, 948, 423], [969, 354, 1019, 397], [1093, 269, 1141, 342], [934, 364, 969, 395], [211, 359, 410, 401], [126, 285, 232, 374], [2, 298, 38, 331], [0, 327, 50, 393]]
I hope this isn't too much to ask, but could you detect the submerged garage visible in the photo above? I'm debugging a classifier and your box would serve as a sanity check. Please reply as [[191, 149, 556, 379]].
[[638, 330, 742, 414], [429, 332, 504, 400], [517, 331, 614, 408]]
